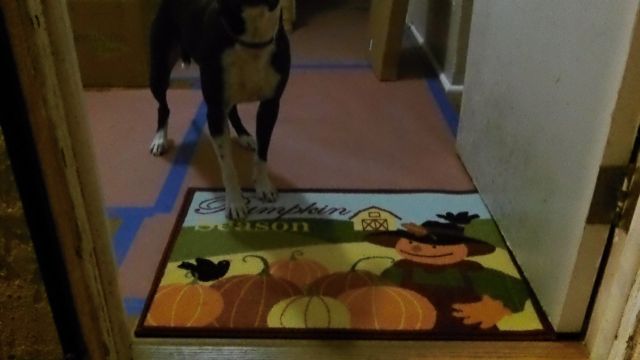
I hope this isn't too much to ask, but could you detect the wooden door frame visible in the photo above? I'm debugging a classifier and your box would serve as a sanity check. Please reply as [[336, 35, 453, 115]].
[[0, 1, 131, 359], [369, 0, 409, 80], [590, 207, 640, 359], [584, 8, 640, 358], [0, 8, 88, 358], [2, 0, 639, 358]]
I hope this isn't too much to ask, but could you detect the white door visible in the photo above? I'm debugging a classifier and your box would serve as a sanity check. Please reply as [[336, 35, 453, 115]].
[[457, 0, 640, 332]]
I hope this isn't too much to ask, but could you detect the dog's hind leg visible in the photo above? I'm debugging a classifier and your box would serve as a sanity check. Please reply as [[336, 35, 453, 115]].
[[229, 106, 257, 151], [254, 98, 280, 202], [148, 9, 179, 156]]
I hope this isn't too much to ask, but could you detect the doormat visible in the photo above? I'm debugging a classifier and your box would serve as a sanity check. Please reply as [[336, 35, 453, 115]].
[[136, 188, 554, 340]]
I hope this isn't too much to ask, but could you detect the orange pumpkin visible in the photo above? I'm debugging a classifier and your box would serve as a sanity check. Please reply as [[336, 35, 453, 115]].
[[211, 255, 302, 328], [269, 250, 330, 289], [338, 286, 437, 330], [146, 283, 224, 327], [307, 256, 395, 297]]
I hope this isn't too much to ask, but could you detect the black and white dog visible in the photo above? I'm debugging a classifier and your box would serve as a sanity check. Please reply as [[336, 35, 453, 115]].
[[148, 0, 290, 220]]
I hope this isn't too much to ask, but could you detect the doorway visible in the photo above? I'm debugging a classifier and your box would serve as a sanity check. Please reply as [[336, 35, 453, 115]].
[[71, 0, 639, 337], [5, 0, 640, 358]]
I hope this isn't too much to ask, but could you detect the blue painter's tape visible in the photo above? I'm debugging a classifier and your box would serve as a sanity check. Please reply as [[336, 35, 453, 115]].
[[112, 210, 146, 265], [107, 206, 155, 217], [154, 103, 208, 213], [426, 78, 459, 136], [124, 297, 146, 316], [108, 208, 157, 262], [292, 62, 371, 70]]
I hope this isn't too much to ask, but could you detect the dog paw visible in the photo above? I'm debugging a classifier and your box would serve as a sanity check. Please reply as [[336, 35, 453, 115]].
[[237, 135, 257, 151], [225, 194, 248, 220], [255, 178, 278, 203], [149, 130, 168, 156]]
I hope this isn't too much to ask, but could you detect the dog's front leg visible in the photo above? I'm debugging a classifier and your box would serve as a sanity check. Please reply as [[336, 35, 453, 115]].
[[212, 129, 247, 219], [209, 112, 247, 220], [202, 71, 247, 220], [254, 98, 280, 202]]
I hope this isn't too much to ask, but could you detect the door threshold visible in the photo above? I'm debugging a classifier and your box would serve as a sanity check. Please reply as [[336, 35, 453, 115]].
[[132, 337, 589, 359]]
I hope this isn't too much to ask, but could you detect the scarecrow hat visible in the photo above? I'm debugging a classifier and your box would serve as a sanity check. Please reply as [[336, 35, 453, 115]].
[[422, 211, 480, 234], [365, 220, 495, 257]]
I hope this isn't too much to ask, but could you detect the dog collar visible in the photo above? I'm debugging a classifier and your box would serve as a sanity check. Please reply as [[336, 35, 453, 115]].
[[236, 35, 276, 49], [221, 19, 277, 49]]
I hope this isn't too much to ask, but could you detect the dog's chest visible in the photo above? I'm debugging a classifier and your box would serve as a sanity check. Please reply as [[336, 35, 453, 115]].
[[222, 46, 280, 105]]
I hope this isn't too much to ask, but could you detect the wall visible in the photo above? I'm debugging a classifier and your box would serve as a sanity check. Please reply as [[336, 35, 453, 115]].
[[457, 0, 640, 331], [67, 0, 159, 87], [0, 130, 62, 359], [406, 0, 473, 95]]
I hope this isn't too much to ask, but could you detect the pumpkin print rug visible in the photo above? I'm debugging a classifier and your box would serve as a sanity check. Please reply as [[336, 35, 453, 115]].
[[135, 188, 554, 340]]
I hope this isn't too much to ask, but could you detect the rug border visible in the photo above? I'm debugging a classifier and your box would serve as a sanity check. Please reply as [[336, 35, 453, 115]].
[[135, 187, 556, 340]]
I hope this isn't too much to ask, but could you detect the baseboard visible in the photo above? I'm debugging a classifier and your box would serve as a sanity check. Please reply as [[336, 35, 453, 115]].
[[438, 73, 464, 94], [407, 22, 464, 96]]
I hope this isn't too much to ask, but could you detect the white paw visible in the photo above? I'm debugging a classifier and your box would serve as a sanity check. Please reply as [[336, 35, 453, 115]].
[[149, 129, 168, 156], [255, 176, 278, 203], [237, 135, 257, 151], [225, 192, 248, 220], [254, 159, 277, 202]]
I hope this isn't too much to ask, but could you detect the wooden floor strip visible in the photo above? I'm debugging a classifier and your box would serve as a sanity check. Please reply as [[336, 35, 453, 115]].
[[133, 339, 589, 360]]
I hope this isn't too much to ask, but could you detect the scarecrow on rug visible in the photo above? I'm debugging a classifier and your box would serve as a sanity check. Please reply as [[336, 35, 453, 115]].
[[366, 212, 530, 333]]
